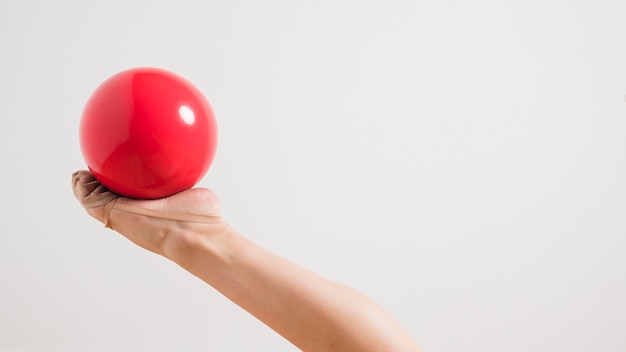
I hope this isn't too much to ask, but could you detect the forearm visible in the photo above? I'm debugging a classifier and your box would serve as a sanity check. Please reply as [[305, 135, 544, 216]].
[[167, 224, 421, 352]]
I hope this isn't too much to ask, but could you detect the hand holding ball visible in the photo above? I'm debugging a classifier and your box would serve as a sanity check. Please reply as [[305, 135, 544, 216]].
[[80, 68, 218, 199]]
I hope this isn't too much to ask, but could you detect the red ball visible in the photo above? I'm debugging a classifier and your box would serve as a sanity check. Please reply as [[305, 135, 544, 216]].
[[79, 67, 218, 199]]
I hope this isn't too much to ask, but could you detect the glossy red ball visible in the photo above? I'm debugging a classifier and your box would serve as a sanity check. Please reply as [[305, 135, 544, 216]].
[[79, 67, 218, 199]]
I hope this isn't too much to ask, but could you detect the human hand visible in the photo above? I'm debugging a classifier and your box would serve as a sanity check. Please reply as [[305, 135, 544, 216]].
[[72, 171, 422, 351], [71, 170, 228, 264]]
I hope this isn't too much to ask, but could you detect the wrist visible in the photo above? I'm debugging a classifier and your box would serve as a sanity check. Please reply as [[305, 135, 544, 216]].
[[162, 221, 235, 269]]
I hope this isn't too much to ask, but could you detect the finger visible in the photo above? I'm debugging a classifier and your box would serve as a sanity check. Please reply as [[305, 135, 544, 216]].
[[72, 171, 222, 227], [71, 170, 119, 209]]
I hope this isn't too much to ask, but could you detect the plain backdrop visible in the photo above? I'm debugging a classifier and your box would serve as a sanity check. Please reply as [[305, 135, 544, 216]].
[[1, 1, 625, 351]]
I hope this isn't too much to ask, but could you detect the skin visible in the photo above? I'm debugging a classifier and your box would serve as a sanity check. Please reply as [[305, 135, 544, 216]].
[[83, 187, 422, 352]]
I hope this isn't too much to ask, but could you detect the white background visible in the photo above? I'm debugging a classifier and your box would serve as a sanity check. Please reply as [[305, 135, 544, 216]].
[[1, 1, 625, 351]]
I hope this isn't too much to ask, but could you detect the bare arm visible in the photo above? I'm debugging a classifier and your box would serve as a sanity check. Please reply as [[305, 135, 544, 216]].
[[171, 224, 420, 351], [73, 171, 421, 351]]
